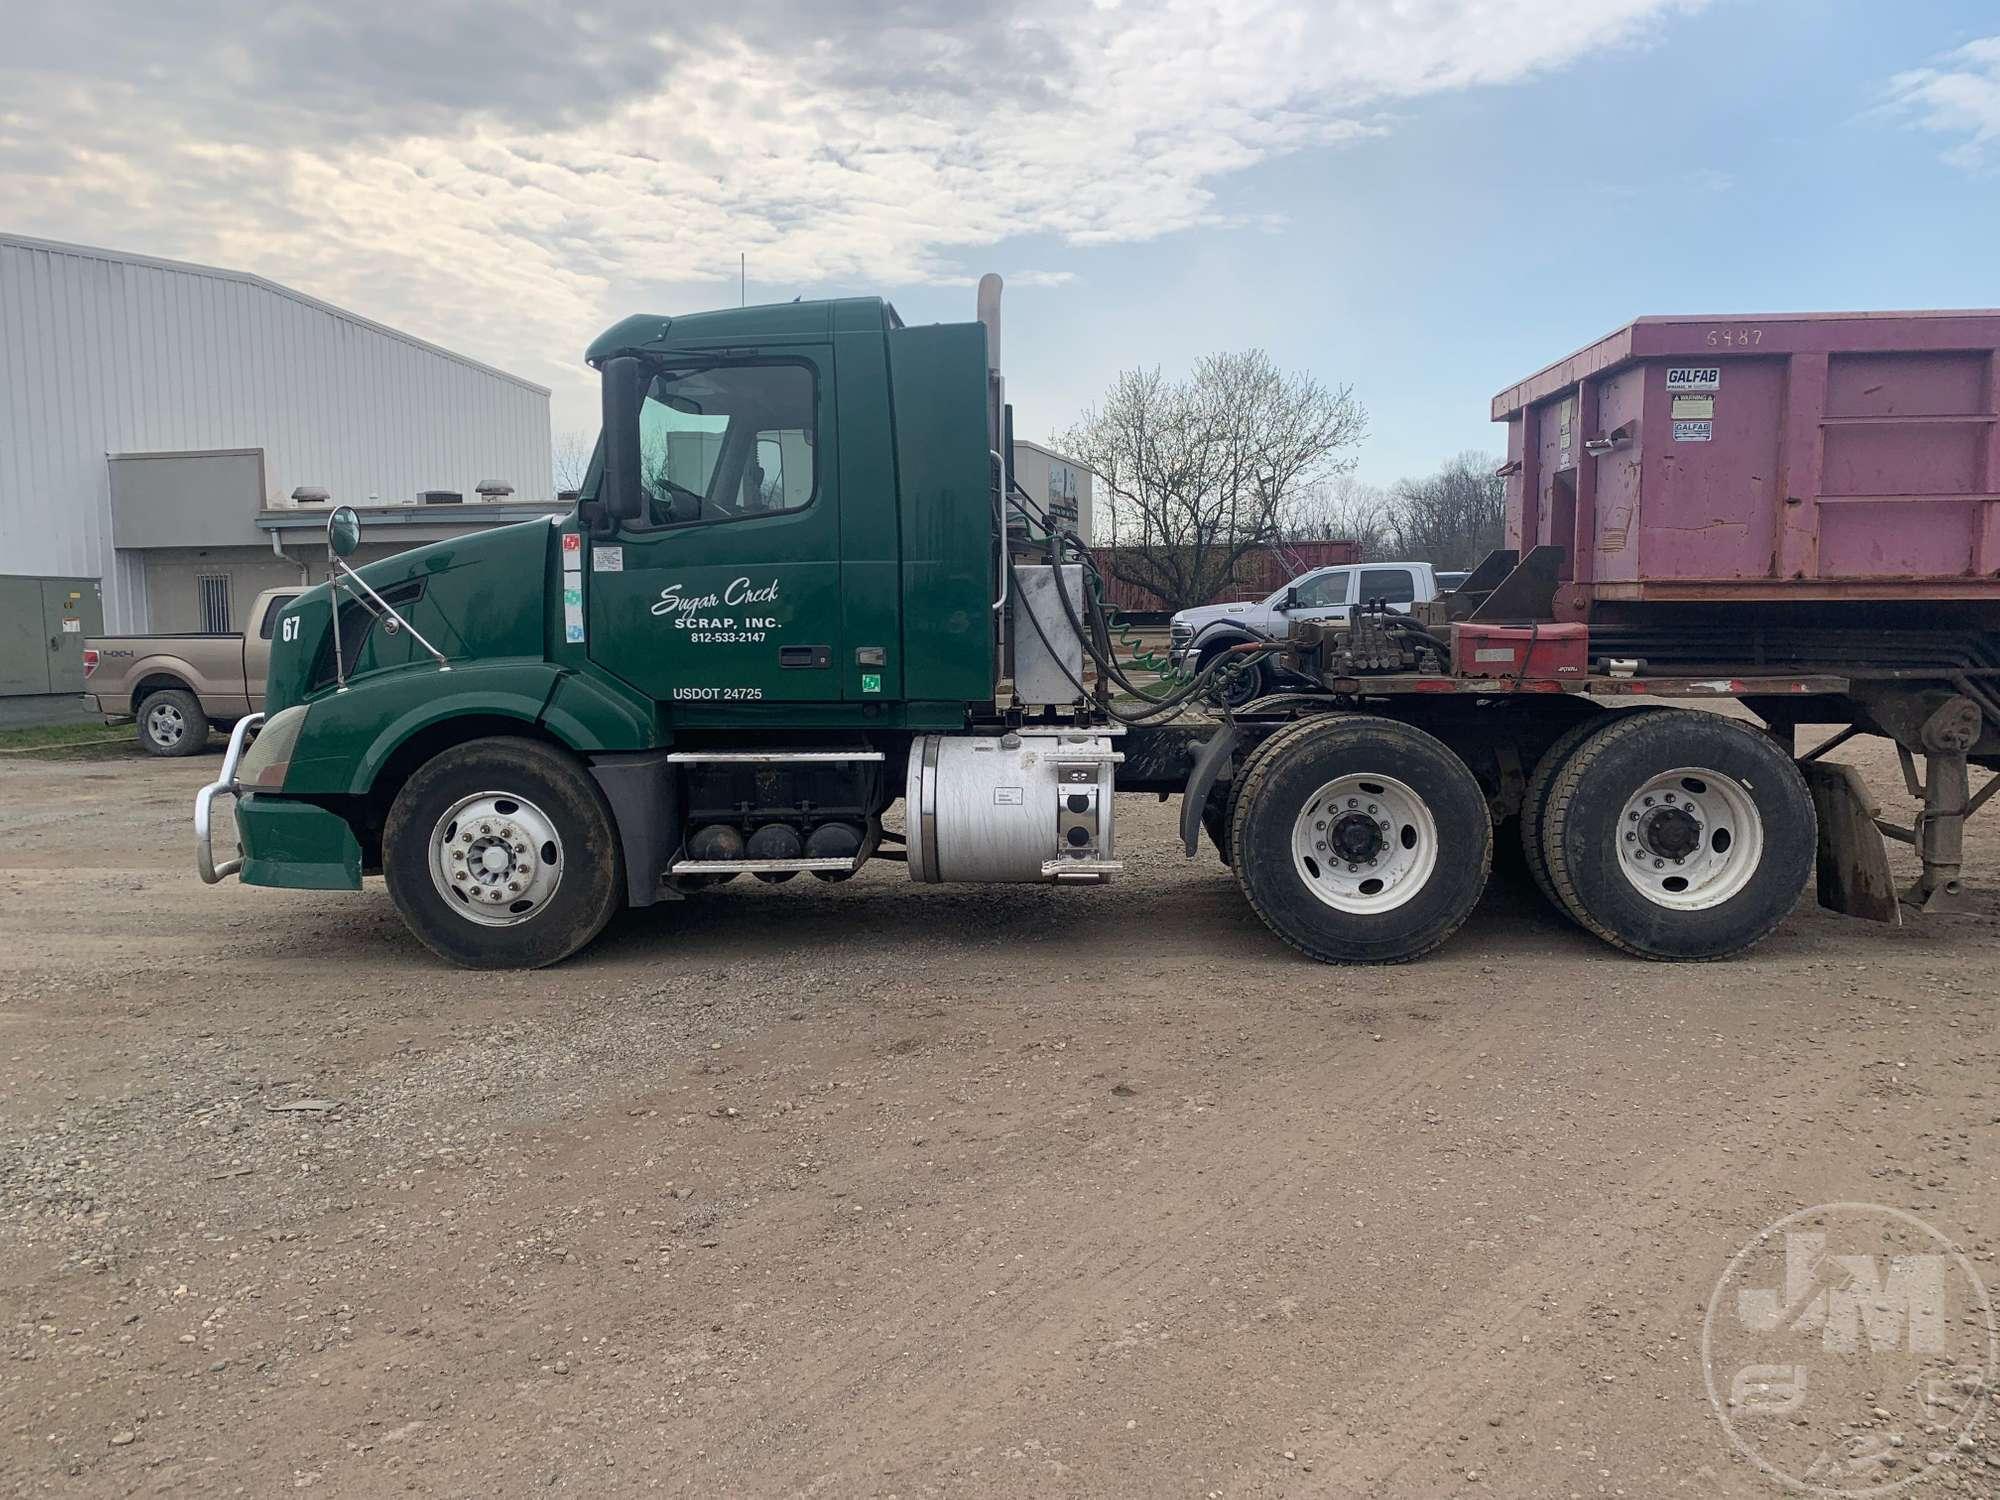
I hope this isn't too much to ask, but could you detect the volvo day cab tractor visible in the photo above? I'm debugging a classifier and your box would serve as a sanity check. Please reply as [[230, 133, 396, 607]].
[[197, 284, 2000, 969]]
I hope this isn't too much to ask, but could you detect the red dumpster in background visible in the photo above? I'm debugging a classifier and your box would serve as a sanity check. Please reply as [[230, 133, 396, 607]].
[[1097, 539, 1361, 615]]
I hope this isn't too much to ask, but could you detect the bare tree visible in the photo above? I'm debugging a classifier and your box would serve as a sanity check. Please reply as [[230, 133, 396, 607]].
[[1384, 451, 1506, 569], [1278, 473, 1390, 563], [1055, 351, 1366, 611], [552, 429, 594, 495]]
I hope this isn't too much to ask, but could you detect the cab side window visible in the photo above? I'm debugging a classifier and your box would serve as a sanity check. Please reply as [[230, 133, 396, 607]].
[[1293, 570, 1350, 608], [636, 363, 817, 528], [1356, 568, 1417, 606]]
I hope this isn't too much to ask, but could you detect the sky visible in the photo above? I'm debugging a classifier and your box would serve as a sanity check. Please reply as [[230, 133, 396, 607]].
[[3, 0, 1998, 489]]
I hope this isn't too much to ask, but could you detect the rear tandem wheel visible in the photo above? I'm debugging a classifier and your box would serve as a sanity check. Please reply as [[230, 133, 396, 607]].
[[1518, 705, 1665, 920], [1229, 715, 1492, 964], [1540, 709, 1815, 960]]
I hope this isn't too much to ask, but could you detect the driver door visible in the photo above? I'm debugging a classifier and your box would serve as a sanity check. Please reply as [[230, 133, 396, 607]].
[[586, 351, 844, 708], [1286, 567, 1354, 625]]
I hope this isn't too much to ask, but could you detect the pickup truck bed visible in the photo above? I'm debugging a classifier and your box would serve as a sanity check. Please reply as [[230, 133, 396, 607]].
[[85, 587, 301, 756]]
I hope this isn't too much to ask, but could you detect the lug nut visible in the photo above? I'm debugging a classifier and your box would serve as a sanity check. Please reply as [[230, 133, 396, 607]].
[[1348, 863, 1359, 873], [1653, 858, 1664, 868], [1624, 831, 1635, 842]]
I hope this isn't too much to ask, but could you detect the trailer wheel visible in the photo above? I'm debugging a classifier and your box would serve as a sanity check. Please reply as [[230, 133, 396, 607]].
[[1542, 710, 1814, 960], [382, 736, 624, 970], [1230, 715, 1491, 964], [1519, 706, 1664, 918], [138, 688, 209, 757]]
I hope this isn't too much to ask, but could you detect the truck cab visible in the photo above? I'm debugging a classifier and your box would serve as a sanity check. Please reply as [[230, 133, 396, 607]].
[[196, 293, 1027, 966]]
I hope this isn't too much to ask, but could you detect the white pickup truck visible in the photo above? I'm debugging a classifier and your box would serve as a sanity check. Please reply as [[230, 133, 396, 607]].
[[1168, 561, 1448, 707], [84, 586, 303, 755]]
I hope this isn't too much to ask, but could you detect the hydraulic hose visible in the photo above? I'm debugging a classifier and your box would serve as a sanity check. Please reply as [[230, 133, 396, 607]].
[[1003, 549, 1276, 724]]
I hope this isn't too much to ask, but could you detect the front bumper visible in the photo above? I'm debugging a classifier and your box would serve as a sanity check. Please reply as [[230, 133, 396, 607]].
[[236, 795, 363, 890], [195, 714, 263, 882], [195, 714, 362, 890]]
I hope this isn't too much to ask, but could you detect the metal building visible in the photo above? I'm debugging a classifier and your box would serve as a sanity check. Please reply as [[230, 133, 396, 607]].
[[0, 233, 555, 662]]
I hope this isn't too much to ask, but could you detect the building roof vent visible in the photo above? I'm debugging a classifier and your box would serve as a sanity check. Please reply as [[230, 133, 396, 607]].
[[291, 486, 330, 504], [474, 480, 514, 501]]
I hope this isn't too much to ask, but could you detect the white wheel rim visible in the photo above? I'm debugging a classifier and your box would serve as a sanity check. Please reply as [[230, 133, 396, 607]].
[[148, 702, 184, 745], [1615, 766, 1763, 911], [428, 791, 564, 928], [1290, 772, 1439, 914]]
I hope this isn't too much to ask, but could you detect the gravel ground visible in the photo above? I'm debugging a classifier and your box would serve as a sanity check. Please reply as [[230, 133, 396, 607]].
[[1, 728, 1997, 1497]]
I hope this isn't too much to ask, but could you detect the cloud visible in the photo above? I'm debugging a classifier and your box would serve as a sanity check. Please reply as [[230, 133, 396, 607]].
[[1885, 35, 2000, 170], [0, 0, 1704, 428]]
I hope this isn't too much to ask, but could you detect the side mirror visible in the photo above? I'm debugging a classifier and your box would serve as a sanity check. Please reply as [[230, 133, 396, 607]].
[[1282, 586, 1301, 612], [599, 356, 644, 523], [327, 505, 361, 559]]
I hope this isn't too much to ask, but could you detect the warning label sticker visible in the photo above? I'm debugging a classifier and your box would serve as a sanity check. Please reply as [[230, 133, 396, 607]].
[[1673, 419, 1714, 443], [1671, 394, 1715, 420]]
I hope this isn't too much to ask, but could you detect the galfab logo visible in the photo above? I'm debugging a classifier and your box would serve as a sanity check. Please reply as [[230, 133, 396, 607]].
[[1703, 1203, 1997, 1496]]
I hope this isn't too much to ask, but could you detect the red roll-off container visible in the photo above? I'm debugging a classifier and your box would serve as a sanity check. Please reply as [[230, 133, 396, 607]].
[[1492, 312, 2000, 618]]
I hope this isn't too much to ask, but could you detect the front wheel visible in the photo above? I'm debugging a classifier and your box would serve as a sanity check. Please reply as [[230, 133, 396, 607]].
[[382, 737, 624, 969], [1541, 710, 1813, 960], [1230, 715, 1492, 964], [1205, 651, 1267, 709]]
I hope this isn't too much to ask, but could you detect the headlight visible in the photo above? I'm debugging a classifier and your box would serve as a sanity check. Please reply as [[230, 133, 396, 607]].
[[236, 704, 311, 790]]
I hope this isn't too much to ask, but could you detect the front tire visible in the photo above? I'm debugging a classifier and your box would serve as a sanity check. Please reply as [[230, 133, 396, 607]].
[[139, 688, 209, 757], [1206, 650, 1267, 710], [383, 737, 624, 969], [1541, 710, 1813, 960], [1230, 715, 1492, 964]]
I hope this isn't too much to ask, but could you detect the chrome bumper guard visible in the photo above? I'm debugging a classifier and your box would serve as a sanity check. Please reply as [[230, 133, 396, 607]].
[[195, 712, 264, 884]]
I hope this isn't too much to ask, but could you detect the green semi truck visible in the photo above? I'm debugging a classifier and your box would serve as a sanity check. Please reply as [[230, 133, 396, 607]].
[[195, 281, 2000, 969]]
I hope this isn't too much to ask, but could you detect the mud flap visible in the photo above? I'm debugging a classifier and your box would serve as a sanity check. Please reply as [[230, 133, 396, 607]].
[[1179, 724, 1239, 857], [1800, 760, 1902, 926]]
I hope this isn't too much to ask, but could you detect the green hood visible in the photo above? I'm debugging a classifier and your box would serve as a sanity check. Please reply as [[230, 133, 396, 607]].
[[264, 518, 558, 713]]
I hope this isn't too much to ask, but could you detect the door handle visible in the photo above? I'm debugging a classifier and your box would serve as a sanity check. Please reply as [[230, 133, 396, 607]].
[[779, 645, 831, 669]]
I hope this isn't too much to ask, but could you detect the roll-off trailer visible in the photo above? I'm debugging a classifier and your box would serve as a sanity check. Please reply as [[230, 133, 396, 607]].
[[197, 282, 2000, 968]]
